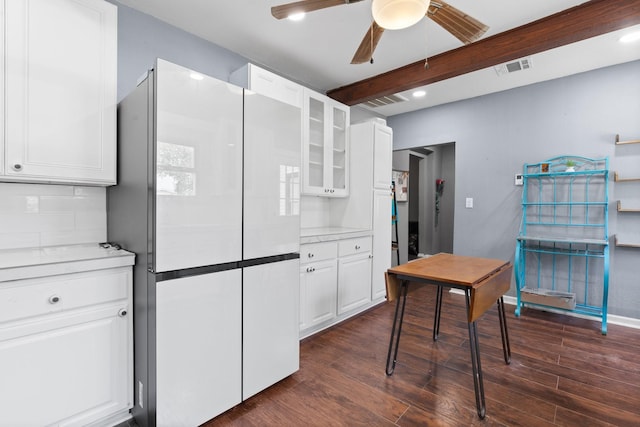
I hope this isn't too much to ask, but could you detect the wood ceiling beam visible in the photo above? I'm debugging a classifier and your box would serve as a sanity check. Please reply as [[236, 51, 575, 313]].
[[326, 0, 640, 106]]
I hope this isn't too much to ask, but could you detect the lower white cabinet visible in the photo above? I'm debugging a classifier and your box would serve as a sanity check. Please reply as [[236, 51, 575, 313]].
[[371, 188, 392, 300], [299, 242, 338, 331], [300, 258, 338, 330], [300, 236, 375, 337], [337, 238, 372, 314], [0, 266, 133, 427]]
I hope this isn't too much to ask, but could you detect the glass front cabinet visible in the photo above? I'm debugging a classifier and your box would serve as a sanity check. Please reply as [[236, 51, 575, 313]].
[[302, 89, 350, 197]]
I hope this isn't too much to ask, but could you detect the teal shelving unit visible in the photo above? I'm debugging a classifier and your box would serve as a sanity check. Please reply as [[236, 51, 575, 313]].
[[514, 155, 610, 334]]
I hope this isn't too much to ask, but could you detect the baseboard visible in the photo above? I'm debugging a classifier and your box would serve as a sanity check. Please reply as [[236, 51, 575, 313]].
[[448, 289, 640, 330]]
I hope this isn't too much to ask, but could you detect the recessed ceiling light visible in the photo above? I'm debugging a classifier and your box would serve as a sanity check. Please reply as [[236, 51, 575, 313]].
[[619, 31, 640, 43], [189, 72, 204, 81], [287, 13, 305, 21], [412, 90, 426, 98]]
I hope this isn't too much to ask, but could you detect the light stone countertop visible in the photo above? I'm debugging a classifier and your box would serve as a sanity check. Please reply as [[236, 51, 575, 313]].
[[0, 244, 135, 282], [300, 227, 372, 244]]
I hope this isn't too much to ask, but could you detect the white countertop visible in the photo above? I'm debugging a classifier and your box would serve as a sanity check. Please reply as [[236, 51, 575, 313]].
[[0, 244, 135, 282], [300, 227, 372, 244]]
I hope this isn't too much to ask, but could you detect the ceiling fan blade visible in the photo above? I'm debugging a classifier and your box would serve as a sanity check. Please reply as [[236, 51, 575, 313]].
[[427, 1, 489, 45], [351, 21, 385, 64], [271, 0, 364, 20]]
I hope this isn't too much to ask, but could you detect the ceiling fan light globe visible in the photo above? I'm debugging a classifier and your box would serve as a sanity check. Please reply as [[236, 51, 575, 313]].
[[372, 0, 430, 30]]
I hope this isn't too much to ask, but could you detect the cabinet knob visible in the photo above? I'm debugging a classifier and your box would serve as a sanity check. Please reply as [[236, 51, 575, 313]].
[[118, 308, 128, 317], [48, 295, 60, 304], [12, 164, 23, 172]]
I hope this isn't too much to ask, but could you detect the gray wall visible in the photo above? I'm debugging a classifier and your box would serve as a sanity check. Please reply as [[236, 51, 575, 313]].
[[388, 60, 640, 319], [109, 1, 249, 101]]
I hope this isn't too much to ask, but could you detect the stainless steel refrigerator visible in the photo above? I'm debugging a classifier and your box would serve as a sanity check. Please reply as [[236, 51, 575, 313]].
[[108, 59, 301, 427]]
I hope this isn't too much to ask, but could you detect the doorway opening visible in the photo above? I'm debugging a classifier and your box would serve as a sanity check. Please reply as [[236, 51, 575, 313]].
[[392, 143, 455, 265]]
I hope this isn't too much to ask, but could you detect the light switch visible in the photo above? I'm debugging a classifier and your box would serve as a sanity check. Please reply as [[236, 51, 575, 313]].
[[515, 174, 524, 186], [465, 197, 473, 208]]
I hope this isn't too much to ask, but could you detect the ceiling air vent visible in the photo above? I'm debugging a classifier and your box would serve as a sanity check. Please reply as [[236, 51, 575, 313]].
[[494, 57, 532, 76], [362, 93, 409, 108]]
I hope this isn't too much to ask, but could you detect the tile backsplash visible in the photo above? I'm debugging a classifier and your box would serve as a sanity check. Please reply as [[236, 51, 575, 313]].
[[0, 183, 106, 250]]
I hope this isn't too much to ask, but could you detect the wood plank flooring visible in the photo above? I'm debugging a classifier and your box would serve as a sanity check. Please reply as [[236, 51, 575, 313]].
[[203, 285, 640, 426]]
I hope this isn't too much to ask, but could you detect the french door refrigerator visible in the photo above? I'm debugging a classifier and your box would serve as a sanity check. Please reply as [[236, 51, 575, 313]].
[[107, 59, 301, 427]]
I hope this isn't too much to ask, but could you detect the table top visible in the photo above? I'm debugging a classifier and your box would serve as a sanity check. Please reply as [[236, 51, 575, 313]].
[[387, 253, 509, 287]]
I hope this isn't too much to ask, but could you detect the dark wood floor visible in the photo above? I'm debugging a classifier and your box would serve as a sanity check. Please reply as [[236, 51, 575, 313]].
[[204, 285, 640, 426]]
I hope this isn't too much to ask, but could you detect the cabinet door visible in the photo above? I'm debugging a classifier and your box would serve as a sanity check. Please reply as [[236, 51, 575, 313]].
[[373, 124, 393, 190], [0, 305, 130, 427], [302, 91, 328, 196], [330, 102, 350, 197], [4, 0, 117, 185], [302, 90, 350, 197], [156, 270, 242, 427], [249, 64, 303, 108], [372, 189, 392, 300], [337, 253, 372, 314], [300, 259, 338, 331]]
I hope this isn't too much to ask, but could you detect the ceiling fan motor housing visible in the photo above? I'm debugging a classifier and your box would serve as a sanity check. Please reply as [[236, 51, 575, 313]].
[[372, 0, 431, 30]]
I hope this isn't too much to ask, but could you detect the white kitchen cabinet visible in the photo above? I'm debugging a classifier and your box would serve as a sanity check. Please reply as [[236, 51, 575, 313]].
[[344, 121, 393, 301], [229, 63, 303, 108], [372, 188, 392, 300], [1, 0, 117, 185], [0, 266, 133, 427], [302, 89, 350, 197], [372, 124, 393, 189], [337, 237, 372, 314], [299, 242, 338, 331]]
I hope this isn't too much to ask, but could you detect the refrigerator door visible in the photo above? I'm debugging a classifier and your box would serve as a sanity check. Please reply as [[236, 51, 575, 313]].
[[156, 269, 242, 427], [154, 59, 243, 272], [243, 259, 300, 400], [243, 92, 301, 259]]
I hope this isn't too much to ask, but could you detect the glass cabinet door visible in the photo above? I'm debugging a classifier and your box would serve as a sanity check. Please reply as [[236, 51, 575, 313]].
[[307, 96, 325, 190], [331, 105, 348, 194]]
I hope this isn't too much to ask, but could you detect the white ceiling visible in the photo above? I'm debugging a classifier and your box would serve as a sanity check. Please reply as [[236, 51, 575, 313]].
[[116, 0, 640, 116]]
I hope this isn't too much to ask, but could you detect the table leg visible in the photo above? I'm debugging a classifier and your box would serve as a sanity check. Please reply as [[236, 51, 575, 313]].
[[386, 280, 409, 376], [465, 290, 486, 419], [433, 285, 443, 341], [497, 297, 511, 364]]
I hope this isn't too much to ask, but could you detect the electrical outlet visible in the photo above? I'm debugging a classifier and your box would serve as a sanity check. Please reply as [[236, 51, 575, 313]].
[[465, 197, 473, 208], [515, 174, 524, 186]]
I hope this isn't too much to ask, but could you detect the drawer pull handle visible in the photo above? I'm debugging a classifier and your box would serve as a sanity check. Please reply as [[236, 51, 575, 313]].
[[308, 253, 314, 258], [355, 245, 361, 250], [48, 295, 60, 304], [118, 309, 128, 317], [306, 267, 316, 273]]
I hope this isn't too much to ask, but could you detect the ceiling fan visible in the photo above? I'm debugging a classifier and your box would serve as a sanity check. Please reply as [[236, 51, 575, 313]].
[[271, 0, 489, 64]]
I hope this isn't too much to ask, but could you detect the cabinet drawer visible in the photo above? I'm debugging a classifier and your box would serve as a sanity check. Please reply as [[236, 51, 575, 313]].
[[0, 268, 130, 324], [338, 237, 372, 257], [300, 242, 338, 264]]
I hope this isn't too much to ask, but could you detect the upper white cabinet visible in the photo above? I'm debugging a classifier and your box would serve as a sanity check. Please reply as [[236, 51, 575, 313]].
[[2, 0, 117, 185], [230, 63, 303, 108], [302, 88, 350, 197]]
